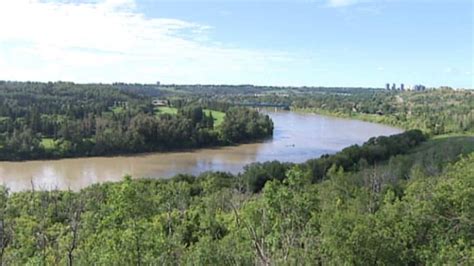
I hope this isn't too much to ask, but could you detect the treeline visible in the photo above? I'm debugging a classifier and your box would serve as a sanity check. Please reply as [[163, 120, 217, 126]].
[[0, 132, 472, 265], [243, 129, 426, 192], [291, 89, 474, 135], [155, 84, 380, 96], [170, 84, 473, 135], [139, 83, 473, 135], [0, 106, 272, 160], [0, 82, 273, 160]]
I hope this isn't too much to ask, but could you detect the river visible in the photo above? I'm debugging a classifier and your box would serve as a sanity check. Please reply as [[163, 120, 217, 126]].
[[0, 111, 402, 191]]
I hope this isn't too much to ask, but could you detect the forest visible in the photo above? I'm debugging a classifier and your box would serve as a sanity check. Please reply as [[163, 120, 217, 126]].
[[0, 82, 273, 160], [175, 85, 473, 136], [111, 83, 473, 136], [0, 81, 472, 264], [0, 130, 472, 264], [290, 88, 474, 135]]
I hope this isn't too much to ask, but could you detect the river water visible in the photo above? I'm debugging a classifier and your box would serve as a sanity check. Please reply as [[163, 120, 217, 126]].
[[0, 112, 402, 191]]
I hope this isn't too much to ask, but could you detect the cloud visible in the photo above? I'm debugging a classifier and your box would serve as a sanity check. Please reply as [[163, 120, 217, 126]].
[[444, 67, 454, 73], [327, 0, 360, 7], [326, 0, 388, 8], [0, 0, 293, 84]]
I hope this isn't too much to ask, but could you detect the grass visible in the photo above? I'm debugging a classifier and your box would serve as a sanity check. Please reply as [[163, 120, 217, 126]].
[[294, 108, 474, 137], [292, 107, 403, 128], [41, 138, 56, 150], [154, 107, 225, 127], [111, 106, 127, 114], [101, 107, 127, 119], [155, 106, 178, 115], [204, 109, 225, 127]]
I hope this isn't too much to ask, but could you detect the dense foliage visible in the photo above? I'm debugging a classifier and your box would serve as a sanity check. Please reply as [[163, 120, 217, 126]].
[[244, 130, 426, 192], [0, 132, 472, 265], [291, 89, 474, 135], [1, 81, 473, 264], [0, 82, 273, 160], [150, 84, 473, 135]]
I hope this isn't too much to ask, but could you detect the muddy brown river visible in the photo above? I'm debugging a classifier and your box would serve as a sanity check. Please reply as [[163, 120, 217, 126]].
[[0, 112, 402, 191]]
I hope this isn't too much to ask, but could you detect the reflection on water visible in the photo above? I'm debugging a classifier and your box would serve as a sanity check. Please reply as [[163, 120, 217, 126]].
[[0, 111, 402, 191]]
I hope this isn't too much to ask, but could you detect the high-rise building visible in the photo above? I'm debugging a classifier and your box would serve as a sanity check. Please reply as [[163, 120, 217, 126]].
[[400, 83, 405, 91], [386, 83, 390, 90], [413, 84, 426, 91], [392, 83, 396, 90]]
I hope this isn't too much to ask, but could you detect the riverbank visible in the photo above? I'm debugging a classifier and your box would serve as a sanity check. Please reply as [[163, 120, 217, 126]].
[[1, 132, 274, 162], [0, 111, 402, 191], [0, 108, 273, 162], [292, 107, 407, 129], [1, 130, 472, 265], [291, 107, 474, 137]]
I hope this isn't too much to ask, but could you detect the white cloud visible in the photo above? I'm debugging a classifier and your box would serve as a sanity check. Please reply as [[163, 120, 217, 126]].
[[326, 0, 387, 8], [444, 67, 454, 73], [328, 0, 359, 7], [0, 0, 293, 84]]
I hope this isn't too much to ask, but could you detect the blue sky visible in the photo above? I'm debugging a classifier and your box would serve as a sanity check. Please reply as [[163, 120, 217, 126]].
[[0, 0, 472, 88]]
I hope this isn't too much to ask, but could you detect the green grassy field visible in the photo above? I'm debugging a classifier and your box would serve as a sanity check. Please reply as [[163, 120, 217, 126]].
[[155, 107, 225, 127], [110, 106, 127, 114], [292, 107, 404, 129], [204, 109, 225, 127], [40, 138, 56, 150], [155, 106, 178, 115]]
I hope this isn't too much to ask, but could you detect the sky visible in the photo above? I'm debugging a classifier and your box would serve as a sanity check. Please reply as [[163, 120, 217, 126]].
[[0, 0, 472, 88]]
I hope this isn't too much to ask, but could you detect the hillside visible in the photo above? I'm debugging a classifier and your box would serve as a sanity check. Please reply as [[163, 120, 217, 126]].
[[0, 132, 472, 264]]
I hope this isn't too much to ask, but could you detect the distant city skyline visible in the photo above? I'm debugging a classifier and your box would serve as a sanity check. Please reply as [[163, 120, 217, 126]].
[[0, 0, 472, 88]]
